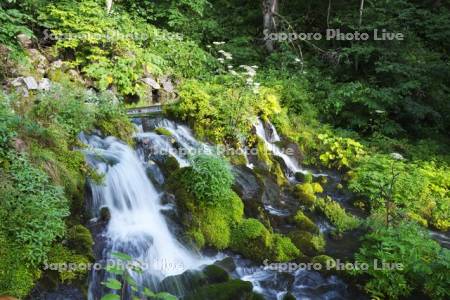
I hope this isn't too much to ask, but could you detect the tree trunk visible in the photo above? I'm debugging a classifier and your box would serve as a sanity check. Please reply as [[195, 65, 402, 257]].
[[106, 0, 113, 14], [263, 0, 278, 52]]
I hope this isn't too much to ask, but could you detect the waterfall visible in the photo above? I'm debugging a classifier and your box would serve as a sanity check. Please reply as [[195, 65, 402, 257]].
[[82, 134, 209, 299], [254, 119, 327, 178]]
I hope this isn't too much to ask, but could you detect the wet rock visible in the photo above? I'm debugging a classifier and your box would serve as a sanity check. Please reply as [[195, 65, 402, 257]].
[[99, 206, 111, 222], [158, 155, 180, 178], [160, 269, 207, 297], [283, 292, 296, 300], [145, 160, 165, 186], [214, 256, 236, 273], [202, 264, 230, 284], [232, 165, 261, 201], [184, 279, 255, 300]]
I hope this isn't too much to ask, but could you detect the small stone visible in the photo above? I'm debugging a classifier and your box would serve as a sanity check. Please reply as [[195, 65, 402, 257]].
[[23, 76, 39, 90], [38, 78, 51, 90], [17, 33, 32, 48], [161, 76, 175, 93], [142, 76, 160, 89]]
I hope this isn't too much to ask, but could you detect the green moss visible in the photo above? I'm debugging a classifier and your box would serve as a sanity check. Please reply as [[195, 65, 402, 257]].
[[271, 234, 301, 262], [159, 155, 181, 178], [187, 229, 205, 249], [231, 218, 271, 261], [202, 265, 230, 284], [295, 183, 317, 207], [315, 197, 360, 235], [184, 279, 255, 300], [294, 211, 319, 233], [46, 244, 90, 283], [312, 182, 323, 193], [256, 137, 273, 169], [311, 255, 335, 268], [288, 230, 325, 257], [200, 209, 231, 249], [67, 225, 94, 258], [154, 127, 173, 137]]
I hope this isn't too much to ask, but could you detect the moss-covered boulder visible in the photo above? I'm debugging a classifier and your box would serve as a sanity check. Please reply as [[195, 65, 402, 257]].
[[231, 219, 300, 262], [230, 218, 272, 261], [159, 155, 180, 178], [295, 182, 323, 207], [288, 230, 325, 257], [283, 293, 296, 300], [184, 279, 258, 300], [154, 127, 173, 136], [311, 255, 335, 269], [293, 211, 319, 234], [160, 269, 207, 297], [202, 264, 230, 284]]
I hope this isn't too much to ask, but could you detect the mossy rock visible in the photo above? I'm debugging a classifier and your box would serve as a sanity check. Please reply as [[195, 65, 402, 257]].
[[159, 155, 180, 178], [67, 225, 94, 258], [312, 182, 323, 193], [295, 183, 316, 207], [295, 171, 313, 183], [283, 293, 296, 300], [160, 269, 207, 297], [288, 230, 325, 257], [154, 127, 173, 137], [99, 206, 111, 223], [311, 255, 335, 269], [270, 234, 301, 262], [202, 264, 230, 284], [184, 279, 256, 300], [293, 211, 319, 234], [230, 218, 272, 261]]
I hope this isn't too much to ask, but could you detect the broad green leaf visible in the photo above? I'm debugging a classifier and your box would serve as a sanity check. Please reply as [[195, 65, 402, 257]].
[[100, 294, 120, 300], [101, 278, 122, 290]]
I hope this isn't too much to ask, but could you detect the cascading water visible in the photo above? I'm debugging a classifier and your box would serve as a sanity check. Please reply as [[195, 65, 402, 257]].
[[82, 133, 210, 299], [254, 119, 327, 179], [82, 117, 352, 300]]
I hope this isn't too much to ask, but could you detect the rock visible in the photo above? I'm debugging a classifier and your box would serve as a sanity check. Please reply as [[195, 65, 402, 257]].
[[12, 138, 27, 153], [28, 48, 49, 74], [38, 78, 51, 90], [158, 155, 180, 178], [202, 264, 230, 284], [142, 76, 160, 89], [68, 69, 84, 83], [161, 76, 175, 93], [184, 279, 254, 300], [145, 160, 165, 186], [50, 60, 64, 70], [17, 33, 32, 48], [23, 76, 39, 90], [99, 206, 111, 222], [10, 77, 24, 87], [213, 256, 236, 273], [160, 269, 207, 297], [283, 292, 296, 300], [232, 165, 261, 201], [294, 171, 313, 183]]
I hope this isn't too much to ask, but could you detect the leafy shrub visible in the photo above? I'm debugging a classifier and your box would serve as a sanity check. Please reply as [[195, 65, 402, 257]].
[[46, 244, 90, 283], [353, 220, 450, 299], [349, 154, 450, 230], [172, 78, 282, 146], [39, 0, 213, 97], [317, 133, 366, 169], [183, 154, 234, 205]]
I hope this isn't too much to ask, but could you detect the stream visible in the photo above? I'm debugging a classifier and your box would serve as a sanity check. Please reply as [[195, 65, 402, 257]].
[[83, 116, 365, 299]]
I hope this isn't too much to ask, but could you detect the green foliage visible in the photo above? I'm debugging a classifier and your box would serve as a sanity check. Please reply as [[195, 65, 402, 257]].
[[0, 3, 33, 55], [183, 154, 234, 205], [46, 244, 90, 283], [349, 154, 450, 230], [295, 182, 323, 207], [38, 0, 213, 97], [172, 77, 281, 146], [315, 197, 360, 235], [101, 252, 176, 300], [353, 220, 450, 299], [317, 133, 366, 169]]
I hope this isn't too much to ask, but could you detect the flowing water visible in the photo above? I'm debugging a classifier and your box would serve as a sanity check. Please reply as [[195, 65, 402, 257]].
[[83, 117, 352, 300], [82, 133, 210, 299]]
